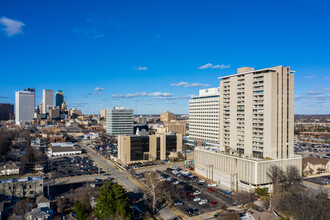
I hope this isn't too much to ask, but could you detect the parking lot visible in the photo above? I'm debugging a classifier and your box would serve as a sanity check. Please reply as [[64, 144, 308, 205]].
[[135, 167, 235, 217], [45, 156, 103, 179], [305, 175, 330, 185]]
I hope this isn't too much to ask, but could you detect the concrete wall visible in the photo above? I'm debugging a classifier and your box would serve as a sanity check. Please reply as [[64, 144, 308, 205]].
[[194, 148, 302, 191]]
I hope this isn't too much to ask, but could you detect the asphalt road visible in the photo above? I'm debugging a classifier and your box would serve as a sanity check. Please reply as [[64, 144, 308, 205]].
[[78, 142, 179, 220]]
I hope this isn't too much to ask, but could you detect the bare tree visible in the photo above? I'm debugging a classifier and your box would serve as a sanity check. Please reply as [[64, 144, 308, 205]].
[[274, 189, 330, 220], [140, 171, 163, 213], [12, 198, 33, 219], [283, 165, 302, 191], [232, 190, 256, 206], [217, 211, 240, 220], [267, 165, 285, 194], [56, 198, 66, 215]]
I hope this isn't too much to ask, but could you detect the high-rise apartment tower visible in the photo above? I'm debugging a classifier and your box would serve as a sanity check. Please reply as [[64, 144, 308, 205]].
[[218, 66, 294, 159]]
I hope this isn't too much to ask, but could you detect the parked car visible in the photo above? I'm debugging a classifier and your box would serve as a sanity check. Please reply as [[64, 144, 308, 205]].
[[198, 179, 206, 183], [189, 195, 196, 199], [199, 199, 208, 205], [208, 183, 217, 187], [186, 208, 199, 216], [193, 197, 201, 202], [210, 201, 218, 206], [173, 201, 183, 206], [225, 190, 232, 194], [193, 190, 202, 195], [208, 187, 217, 192]]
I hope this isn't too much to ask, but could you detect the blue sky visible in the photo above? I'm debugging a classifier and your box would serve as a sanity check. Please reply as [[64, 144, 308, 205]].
[[0, 0, 329, 114]]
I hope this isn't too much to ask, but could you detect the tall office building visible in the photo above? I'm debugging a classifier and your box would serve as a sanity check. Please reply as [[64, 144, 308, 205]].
[[42, 89, 53, 113], [15, 91, 35, 124], [0, 104, 14, 121], [55, 90, 64, 108], [106, 107, 134, 135], [24, 88, 35, 108], [219, 66, 294, 159], [189, 88, 220, 146]]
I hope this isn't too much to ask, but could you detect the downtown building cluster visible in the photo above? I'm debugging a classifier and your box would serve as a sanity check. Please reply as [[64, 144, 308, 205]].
[[189, 65, 302, 191], [5, 88, 83, 125]]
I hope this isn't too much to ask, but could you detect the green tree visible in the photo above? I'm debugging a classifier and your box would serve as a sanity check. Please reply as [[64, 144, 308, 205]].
[[94, 182, 132, 220], [73, 202, 89, 220], [255, 187, 269, 198]]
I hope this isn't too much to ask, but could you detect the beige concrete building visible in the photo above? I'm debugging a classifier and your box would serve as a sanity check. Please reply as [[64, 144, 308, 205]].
[[195, 148, 302, 191], [166, 120, 187, 135], [189, 88, 220, 146], [219, 66, 294, 159], [160, 111, 175, 123], [118, 133, 182, 164], [101, 110, 106, 118]]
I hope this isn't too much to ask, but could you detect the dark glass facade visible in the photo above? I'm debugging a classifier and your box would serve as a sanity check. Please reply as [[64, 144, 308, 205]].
[[130, 136, 150, 161], [0, 103, 14, 121], [55, 91, 64, 108], [156, 137, 160, 160], [166, 135, 177, 157]]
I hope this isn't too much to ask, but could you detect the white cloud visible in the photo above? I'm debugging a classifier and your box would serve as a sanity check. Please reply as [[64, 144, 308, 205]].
[[171, 82, 188, 87], [184, 83, 211, 87], [305, 76, 314, 79], [93, 92, 104, 95], [212, 64, 230, 69], [198, 63, 230, 69], [0, 17, 25, 37], [198, 63, 213, 69], [171, 81, 210, 87], [153, 95, 195, 100], [112, 92, 172, 98], [94, 87, 106, 91], [126, 92, 147, 98], [112, 94, 125, 98], [307, 90, 322, 95], [148, 92, 172, 97], [134, 66, 147, 71]]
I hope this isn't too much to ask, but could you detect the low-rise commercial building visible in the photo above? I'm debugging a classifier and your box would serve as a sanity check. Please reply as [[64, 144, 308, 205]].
[[118, 133, 182, 164], [302, 157, 330, 175], [194, 147, 302, 191], [48, 142, 81, 157]]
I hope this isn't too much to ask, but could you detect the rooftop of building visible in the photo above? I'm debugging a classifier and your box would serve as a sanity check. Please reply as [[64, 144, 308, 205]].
[[218, 65, 295, 80], [302, 156, 329, 167], [195, 147, 300, 163], [0, 176, 43, 183], [50, 145, 81, 153], [191, 87, 220, 99]]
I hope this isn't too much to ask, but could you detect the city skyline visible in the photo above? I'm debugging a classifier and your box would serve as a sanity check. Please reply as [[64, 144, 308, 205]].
[[1, 0, 330, 114]]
